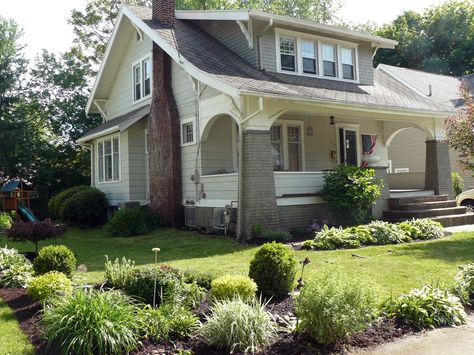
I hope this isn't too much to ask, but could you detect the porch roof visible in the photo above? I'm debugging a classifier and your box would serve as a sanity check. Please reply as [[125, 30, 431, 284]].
[[128, 5, 454, 115]]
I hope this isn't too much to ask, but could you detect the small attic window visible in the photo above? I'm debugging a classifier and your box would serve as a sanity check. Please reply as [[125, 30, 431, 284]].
[[132, 56, 151, 102]]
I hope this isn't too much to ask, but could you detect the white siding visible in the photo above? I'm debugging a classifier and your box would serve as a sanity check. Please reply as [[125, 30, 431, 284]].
[[201, 117, 235, 175], [128, 119, 147, 201], [107, 35, 153, 119]]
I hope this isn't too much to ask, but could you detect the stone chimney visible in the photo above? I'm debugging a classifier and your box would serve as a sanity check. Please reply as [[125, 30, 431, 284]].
[[152, 0, 175, 28]]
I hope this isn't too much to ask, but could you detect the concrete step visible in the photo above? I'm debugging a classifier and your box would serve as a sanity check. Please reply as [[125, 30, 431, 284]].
[[384, 206, 467, 219], [389, 195, 448, 209], [394, 200, 458, 211], [385, 213, 474, 227]]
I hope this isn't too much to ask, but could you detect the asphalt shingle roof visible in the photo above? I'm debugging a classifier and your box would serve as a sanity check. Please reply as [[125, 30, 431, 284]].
[[129, 5, 454, 114]]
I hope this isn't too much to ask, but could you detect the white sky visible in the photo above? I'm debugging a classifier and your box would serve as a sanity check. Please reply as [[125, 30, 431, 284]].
[[0, 0, 446, 61]]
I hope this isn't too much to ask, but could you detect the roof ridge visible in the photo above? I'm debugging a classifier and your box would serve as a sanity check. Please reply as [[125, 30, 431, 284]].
[[378, 63, 460, 80]]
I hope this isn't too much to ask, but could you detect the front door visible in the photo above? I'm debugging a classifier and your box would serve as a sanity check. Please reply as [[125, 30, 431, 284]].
[[339, 128, 358, 165]]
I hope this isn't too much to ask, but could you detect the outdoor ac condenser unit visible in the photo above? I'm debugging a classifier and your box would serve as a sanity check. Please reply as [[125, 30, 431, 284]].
[[184, 206, 197, 227], [117, 201, 141, 210]]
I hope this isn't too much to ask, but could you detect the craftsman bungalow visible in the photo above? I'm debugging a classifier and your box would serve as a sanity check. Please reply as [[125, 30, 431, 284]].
[[78, 0, 466, 239]]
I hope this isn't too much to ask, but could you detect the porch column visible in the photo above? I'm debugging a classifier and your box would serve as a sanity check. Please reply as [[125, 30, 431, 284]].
[[425, 140, 453, 198], [239, 130, 280, 239], [372, 166, 390, 219]]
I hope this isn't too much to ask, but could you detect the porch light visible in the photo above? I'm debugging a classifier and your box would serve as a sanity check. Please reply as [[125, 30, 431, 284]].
[[329, 115, 335, 125]]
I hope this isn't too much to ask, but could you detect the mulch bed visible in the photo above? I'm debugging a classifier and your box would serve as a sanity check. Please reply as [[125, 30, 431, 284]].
[[1, 287, 416, 355]]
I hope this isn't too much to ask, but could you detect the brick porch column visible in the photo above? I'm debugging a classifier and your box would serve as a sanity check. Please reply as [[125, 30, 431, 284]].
[[372, 166, 390, 219], [425, 140, 453, 198], [239, 130, 280, 239]]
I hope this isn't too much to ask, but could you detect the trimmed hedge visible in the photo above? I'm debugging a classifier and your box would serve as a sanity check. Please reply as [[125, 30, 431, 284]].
[[106, 208, 165, 237]]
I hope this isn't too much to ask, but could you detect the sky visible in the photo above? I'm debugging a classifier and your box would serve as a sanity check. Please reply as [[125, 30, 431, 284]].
[[0, 0, 447, 61]]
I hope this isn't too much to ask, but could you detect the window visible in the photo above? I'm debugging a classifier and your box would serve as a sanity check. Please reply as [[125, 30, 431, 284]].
[[271, 126, 284, 171], [133, 56, 151, 102], [301, 40, 317, 74], [287, 126, 301, 171], [322, 44, 336, 77], [181, 119, 195, 145], [270, 121, 304, 171], [279, 36, 296, 72], [98, 137, 120, 182], [341, 47, 355, 80]]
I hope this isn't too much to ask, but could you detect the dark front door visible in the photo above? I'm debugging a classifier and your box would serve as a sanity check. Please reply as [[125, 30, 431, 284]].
[[339, 128, 358, 166]]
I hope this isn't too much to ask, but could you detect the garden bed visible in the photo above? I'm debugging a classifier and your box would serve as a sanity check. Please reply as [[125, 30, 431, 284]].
[[0, 287, 415, 355]]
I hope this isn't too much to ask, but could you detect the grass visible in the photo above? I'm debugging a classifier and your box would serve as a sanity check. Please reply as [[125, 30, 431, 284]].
[[0, 299, 34, 354], [2, 228, 474, 297]]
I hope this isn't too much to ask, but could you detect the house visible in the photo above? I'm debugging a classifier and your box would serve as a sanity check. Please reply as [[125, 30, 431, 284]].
[[377, 66, 474, 191], [78, 0, 470, 239]]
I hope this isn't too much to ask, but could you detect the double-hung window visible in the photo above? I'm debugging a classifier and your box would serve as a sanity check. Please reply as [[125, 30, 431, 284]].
[[279, 36, 296, 72], [271, 121, 304, 171], [341, 47, 355, 80], [271, 126, 284, 171], [133, 56, 151, 102], [301, 40, 317, 74], [322, 44, 337, 77], [181, 118, 195, 146], [287, 126, 301, 171], [98, 137, 120, 182]]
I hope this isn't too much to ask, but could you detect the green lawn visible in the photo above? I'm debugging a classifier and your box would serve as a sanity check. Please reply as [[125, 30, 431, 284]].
[[0, 299, 34, 354], [2, 227, 474, 297]]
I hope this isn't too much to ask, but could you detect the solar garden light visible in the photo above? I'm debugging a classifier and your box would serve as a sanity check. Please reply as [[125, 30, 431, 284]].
[[152, 247, 161, 308]]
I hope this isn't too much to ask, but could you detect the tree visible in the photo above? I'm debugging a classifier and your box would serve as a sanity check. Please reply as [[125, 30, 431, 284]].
[[375, 1, 474, 76], [445, 87, 474, 172]]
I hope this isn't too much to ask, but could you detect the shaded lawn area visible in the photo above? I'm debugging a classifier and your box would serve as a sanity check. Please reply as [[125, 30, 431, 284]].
[[0, 299, 34, 355], [3, 228, 474, 298]]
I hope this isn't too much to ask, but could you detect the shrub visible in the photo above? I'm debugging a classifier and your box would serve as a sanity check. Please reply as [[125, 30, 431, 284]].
[[43, 289, 140, 354], [300, 240, 316, 250], [0, 213, 12, 231], [139, 303, 198, 342], [260, 230, 292, 242], [62, 187, 107, 227], [104, 256, 135, 289], [6, 221, 65, 253], [0, 246, 26, 271], [182, 268, 215, 290], [453, 263, 474, 305], [296, 274, 378, 344], [401, 219, 444, 240], [322, 165, 383, 225], [198, 298, 277, 353], [452, 172, 464, 196], [48, 185, 89, 219], [0, 261, 33, 288], [367, 220, 411, 245], [105, 208, 165, 237], [211, 275, 257, 301], [33, 245, 77, 278], [312, 226, 361, 250], [248, 242, 297, 298], [27, 271, 72, 301], [384, 286, 467, 330], [124, 268, 203, 307]]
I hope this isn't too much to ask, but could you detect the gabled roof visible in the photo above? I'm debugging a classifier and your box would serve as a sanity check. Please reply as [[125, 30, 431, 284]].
[[86, 5, 454, 120], [78, 105, 149, 143], [377, 64, 465, 108]]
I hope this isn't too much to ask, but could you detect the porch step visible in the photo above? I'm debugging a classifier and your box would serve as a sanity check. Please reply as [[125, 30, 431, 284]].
[[394, 200, 457, 211], [388, 195, 448, 209], [390, 189, 435, 199], [384, 206, 467, 219], [432, 213, 474, 227]]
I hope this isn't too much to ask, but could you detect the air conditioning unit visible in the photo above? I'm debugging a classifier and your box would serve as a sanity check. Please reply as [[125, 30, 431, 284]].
[[185, 206, 197, 227], [117, 201, 141, 210], [213, 208, 226, 230]]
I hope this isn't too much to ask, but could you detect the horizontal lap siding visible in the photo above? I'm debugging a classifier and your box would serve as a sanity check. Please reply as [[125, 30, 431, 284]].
[[274, 172, 325, 196], [201, 117, 234, 175], [200, 174, 238, 200], [128, 120, 147, 201]]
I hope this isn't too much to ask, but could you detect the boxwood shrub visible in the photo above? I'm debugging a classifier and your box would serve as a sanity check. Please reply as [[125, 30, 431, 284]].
[[105, 208, 165, 237], [248, 242, 297, 298], [28, 271, 72, 301], [211, 274, 257, 301], [33, 245, 77, 278], [62, 187, 107, 227]]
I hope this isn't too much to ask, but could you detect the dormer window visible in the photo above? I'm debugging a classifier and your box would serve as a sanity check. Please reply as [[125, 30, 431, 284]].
[[279, 36, 296, 72], [322, 44, 336, 77], [132, 56, 151, 102], [341, 47, 355, 80], [276, 29, 358, 82]]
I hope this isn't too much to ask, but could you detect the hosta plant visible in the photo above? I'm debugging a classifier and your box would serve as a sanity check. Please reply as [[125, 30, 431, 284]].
[[199, 297, 277, 353], [400, 219, 444, 240], [384, 286, 467, 330], [0, 246, 26, 271], [0, 262, 33, 288], [367, 220, 411, 245], [312, 226, 361, 250], [453, 263, 474, 305]]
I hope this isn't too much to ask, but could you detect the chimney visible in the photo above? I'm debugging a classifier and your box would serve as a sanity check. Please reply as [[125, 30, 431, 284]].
[[152, 0, 175, 28]]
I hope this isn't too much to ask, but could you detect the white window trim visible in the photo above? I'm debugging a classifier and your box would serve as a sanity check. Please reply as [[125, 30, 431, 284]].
[[272, 119, 306, 171], [335, 123, 361, 167], [275, 28, 359, 83], [180, 117, 196, 146], [96, 134, 121, 184], [131, 53, 152, 104]]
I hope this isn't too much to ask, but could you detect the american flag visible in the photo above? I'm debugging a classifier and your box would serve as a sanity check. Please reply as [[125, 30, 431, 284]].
[[361, 134, 378, 168]]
